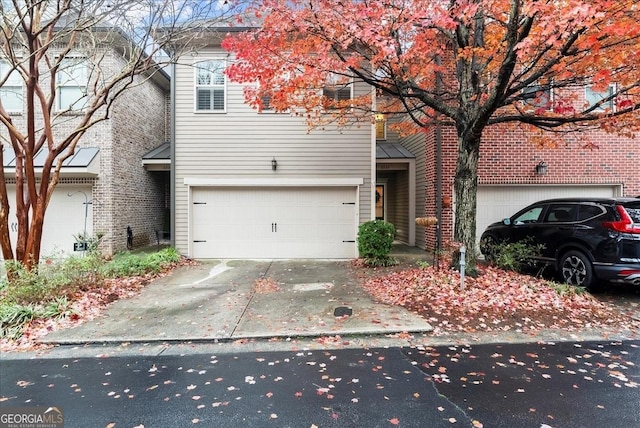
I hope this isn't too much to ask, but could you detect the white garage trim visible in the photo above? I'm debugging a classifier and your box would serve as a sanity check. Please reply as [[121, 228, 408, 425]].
[[475, 184, 622, 246], [188, 185, 360, 259], [184, 177, 364, 187]]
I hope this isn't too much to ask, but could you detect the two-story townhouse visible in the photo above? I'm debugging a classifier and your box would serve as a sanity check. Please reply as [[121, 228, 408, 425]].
[[1, 39, 170, 258], [171, 29, 374, 259], [169, 26, 638, 260]]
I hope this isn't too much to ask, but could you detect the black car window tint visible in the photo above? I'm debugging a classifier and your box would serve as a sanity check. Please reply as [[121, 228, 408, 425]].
[[546, 205, 575, 222], [514, 206, 543, 224], [576, 204, 605, 221]]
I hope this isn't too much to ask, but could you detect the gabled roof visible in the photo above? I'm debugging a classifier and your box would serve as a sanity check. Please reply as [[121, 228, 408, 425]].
[[142, 142, 170, 171]]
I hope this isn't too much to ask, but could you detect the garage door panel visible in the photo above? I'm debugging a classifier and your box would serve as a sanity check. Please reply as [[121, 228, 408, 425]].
[[476, 185, 618, 246], [191, 187, 357, 259], [3, 185, 93, 259]]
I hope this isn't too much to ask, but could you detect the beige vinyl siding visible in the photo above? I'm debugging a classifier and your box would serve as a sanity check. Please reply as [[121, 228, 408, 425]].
[[173, 50, 372, 255], [398, 130, 426, 249], [393, 169, 410, 242]]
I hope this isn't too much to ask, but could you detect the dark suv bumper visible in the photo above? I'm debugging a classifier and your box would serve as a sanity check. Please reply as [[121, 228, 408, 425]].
[[594, 263, 640, 286]]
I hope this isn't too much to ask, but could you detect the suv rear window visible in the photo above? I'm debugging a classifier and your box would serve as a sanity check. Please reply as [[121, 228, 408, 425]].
[[621, 201, 640, 223], [576, 204, 605, 221]]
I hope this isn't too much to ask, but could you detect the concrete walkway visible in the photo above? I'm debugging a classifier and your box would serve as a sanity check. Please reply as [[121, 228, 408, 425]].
[[42, 253, 433, 345]]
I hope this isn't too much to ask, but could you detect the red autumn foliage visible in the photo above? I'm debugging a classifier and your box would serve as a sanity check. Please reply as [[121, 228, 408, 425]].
[[362, 263, 639, 336]]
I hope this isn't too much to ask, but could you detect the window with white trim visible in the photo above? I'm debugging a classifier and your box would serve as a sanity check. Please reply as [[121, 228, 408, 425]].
[[522, 84, 552, 110], [586, 85, 615, 112], [322, 73, 352, 109], [57, 57, 89, 111], [0, 59, 23, 112], [260, 93, 275, 112], [195, 59, 226, 112]]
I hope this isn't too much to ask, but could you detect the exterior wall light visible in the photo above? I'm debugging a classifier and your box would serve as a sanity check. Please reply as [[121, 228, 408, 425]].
[[272, 157, 278, 171], [535, 161, 548, 176]]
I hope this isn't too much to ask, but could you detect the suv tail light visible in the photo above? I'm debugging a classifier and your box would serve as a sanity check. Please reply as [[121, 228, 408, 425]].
[[603, 205, 640, 234]]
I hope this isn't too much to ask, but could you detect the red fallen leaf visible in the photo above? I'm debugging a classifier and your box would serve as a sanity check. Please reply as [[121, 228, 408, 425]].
[[360, 262, 638, 336], [294, 391, 303, 398], [389, 418, 400, 425], [316, 388, 329, 396]]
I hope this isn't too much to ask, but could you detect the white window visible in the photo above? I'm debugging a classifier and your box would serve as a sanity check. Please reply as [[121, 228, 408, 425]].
[[195, 60, 226, 112], [586, 85, 615, 112], [57, 57, 89, 111], [522, 84, 552, 110], [322, 73, 352, 109], [260, 93, 274, 112], [0, 59, 23, 112]]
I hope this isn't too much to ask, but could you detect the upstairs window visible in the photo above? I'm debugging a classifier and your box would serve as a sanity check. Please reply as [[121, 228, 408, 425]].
[[195, 59, 226, 112], [259, 93, 275, 112], [0, 59, 23, 112], [322, 73, 352, 109], [57, 57, 89, 111], [585, 85, 615, 112], [522, 84, 552, 110]]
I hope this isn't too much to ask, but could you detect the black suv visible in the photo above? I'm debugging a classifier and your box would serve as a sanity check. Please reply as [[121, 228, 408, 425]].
[[480, 198, 640, 288]]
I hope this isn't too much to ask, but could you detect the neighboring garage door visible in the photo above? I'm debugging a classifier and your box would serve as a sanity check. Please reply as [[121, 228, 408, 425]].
[[191, 187, 358, 259], [5, 184, 93, 259], [476, 185, 620, 245]]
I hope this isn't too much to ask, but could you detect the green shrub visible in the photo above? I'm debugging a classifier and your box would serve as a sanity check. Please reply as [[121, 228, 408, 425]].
[[549, 281, 589, 297], [0, 297, 72, 339], [1, 261, 52, 304], [357, 220, 397, 266], [416, 260, 431, 269], [0, 248, 181, 339], [485, 238, 545, 273], [101, 247, 181, 278]]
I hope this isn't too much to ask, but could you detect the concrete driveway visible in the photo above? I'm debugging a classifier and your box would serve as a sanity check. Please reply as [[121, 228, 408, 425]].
[[42, 259, 433, 344]]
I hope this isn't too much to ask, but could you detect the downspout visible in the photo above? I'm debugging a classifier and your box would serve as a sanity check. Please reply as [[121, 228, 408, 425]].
[[170, 58, 176, 248], [435, 56, 443, 259], [371, 79, 377, 222]]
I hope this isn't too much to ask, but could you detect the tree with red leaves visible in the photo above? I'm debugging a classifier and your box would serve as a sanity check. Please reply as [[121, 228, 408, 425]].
[[0, 0, 243, 271], [223, 0, 640, 268]]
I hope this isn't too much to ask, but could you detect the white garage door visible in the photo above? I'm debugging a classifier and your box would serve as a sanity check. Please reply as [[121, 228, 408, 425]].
[[476, 185, 620, 245], [191, 187, 358, 259], [5, 184, 93, 259]]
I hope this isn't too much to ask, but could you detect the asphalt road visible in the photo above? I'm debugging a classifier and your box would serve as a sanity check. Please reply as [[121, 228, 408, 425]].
[[593, 282, 640, 321], [1, 341, 638, 428]]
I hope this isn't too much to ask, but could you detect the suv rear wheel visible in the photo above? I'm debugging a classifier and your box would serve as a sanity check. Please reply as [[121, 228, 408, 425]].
[[559, 250, 594, 288]]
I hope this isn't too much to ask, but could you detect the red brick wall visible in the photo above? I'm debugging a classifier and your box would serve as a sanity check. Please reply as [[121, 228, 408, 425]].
[[478, 125, 639, 195], [422, 124, 639, 250]]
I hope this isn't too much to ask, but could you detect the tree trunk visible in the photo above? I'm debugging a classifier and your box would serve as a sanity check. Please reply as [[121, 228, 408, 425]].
[[453, 132, 481, 273], [0, 149, 14, 260], [24, 197, 46, 271]]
